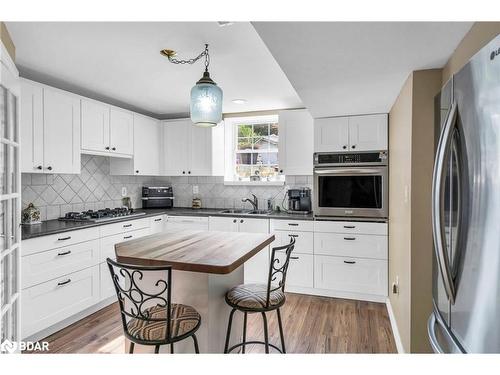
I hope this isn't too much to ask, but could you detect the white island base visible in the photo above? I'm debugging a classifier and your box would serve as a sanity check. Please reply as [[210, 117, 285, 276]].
[[125, 266, 244, 354]]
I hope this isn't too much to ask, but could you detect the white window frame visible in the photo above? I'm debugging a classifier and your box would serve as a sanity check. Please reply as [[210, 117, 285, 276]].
[[223, 114, 284, 185]]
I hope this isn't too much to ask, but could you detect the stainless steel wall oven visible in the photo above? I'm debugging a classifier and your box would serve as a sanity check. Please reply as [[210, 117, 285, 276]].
[[313, 151, 388, 219]]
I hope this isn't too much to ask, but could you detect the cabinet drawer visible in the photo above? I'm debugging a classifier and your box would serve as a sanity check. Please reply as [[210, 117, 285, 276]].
[[270, 219, 313, 232], [276, 251, 313, 288], [150, 215, 166, 234], [22, 227, 100, 256], [100, 262, 116, 301], [314, 232, 387, 260], [100, 217, 150, 237], [166, 216, 209, 231], [314, 255, 387, 296], [21, 265, 100, 339], [274, 230, 313, 254], [22, 239, 99, 289], [100, 228, 151, 262], [314, 220, 387, 235]]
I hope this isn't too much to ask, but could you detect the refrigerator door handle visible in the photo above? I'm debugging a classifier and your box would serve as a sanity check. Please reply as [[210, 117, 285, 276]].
[[432, 100, 458, 304], [428, 313, 445, 353]]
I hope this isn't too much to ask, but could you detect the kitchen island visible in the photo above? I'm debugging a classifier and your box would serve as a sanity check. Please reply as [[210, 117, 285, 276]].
[[114, 229, 275, 353]]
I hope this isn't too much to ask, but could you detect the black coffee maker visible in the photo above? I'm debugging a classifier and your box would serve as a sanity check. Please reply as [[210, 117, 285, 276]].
[[287, 187, 312, 214]]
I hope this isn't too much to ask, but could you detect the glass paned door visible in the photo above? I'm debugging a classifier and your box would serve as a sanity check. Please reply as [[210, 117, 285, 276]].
[[0, 49, 21, 354]]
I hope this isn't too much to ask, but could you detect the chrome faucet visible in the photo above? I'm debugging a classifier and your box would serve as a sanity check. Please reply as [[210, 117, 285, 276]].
[[242, 194, 258, 211]]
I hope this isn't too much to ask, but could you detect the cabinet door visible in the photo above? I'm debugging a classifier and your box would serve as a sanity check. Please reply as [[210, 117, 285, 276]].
[[43, 88, 81, 174], [314, 255, 387, 296], [150, 215, 166, 234], [110, 107, 134, 155], [348, 114, 387, 151], [276, 251, 313, 289], [20, 80, 44, 173], [165, 216, 209, 231], [133, 115, 160, 175], [238, 218, 270, 284], [189, 125, 212, 176], [208, 216, 239, 232], [162, 119, 190, 175], [81, 99, 110, 153], [279, 109, 314, 175], [314, 117, 349, 152]]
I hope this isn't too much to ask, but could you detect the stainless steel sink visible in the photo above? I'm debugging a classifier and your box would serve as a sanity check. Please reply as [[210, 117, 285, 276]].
[[218, 209, 272, 215]]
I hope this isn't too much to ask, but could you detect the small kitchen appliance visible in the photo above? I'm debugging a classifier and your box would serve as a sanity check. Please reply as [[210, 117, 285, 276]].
[[287, 188, 312, 214], [141, 186, 174, 209]]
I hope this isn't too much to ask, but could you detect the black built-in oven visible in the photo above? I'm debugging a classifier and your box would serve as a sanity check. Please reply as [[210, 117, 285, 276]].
[[313, 151, 388, 219]]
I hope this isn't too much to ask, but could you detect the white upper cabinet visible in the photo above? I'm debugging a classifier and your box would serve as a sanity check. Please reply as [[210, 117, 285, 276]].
[[81, 99, 110, 154], [110, 114, 161, 176], [348, 114, 387, 151], [314, 114, 387, 152], [81, 100, 133, 158], [162, 119, 224, 176], [109, 108, 134, 155], [314, 116, 349, 152], [43, 88, 81, 174], [278, 109, 314, 175], [20, 79, 81, 174]]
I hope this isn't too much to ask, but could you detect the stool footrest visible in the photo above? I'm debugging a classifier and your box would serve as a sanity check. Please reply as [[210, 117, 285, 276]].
[[226, 340, 283, 354]]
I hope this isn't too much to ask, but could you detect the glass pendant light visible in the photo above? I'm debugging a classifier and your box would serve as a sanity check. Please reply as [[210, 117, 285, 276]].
[[161, 44, 223, 127]]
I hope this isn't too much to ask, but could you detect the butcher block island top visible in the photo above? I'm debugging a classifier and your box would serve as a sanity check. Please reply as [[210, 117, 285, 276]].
[[114, 229, 275, 274]]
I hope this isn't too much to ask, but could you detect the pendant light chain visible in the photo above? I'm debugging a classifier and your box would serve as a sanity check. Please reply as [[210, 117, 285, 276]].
[[166, 44, 210, 69]]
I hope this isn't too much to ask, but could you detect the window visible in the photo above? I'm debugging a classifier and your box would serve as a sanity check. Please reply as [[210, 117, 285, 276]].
[[226, 115, 283, 183]]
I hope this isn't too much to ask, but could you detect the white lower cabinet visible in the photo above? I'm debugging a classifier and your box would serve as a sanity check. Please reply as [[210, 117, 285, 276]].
[[314, 232, 388, 260], [166, 216, 209, 231], [100, 262, 115, 301], [150, 215, 166, 233], [276, 251, 313, 289], [209, 216, 269, 284], [22, 265, 100, 339], [314, 255, 387, 297]]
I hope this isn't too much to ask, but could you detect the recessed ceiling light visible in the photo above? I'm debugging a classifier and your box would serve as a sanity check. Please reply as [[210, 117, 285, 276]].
[[232, 99, 247, 104]]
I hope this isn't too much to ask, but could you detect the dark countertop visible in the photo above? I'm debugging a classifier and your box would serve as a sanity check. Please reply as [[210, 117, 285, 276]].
[[21, 207, 314, 240]]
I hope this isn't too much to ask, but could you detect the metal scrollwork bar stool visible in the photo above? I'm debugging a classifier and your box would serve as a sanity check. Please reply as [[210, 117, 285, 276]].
[[223, 238, 296, 354], [107, 258, 201, 354]]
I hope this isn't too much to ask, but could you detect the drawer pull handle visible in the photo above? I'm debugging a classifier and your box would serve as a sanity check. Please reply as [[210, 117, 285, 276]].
[[58, 236, 71, 241], [154, 218, 162, 222], [123, 235, 133, 239], [240, 219, 244, 223], [290, 256, 300, 260], [344, 225, 356, 229], [343, 260, 356, 264], [123, 224, 133, 228], [57, 279, 72, 286], [288, 234, 299, 238], [57, 250, 72, 256], [288, 223, 299, 226], [344, 237, 356, 241]]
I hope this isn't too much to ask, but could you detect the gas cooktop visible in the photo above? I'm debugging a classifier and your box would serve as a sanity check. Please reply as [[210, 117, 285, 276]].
[[58, 208, 146, 223]]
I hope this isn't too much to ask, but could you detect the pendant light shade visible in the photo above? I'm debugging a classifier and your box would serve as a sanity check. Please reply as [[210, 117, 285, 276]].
[[190, 71, 223, 127]]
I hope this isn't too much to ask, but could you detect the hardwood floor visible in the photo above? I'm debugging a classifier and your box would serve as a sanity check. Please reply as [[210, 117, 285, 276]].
[[26, 293, 397, 354]]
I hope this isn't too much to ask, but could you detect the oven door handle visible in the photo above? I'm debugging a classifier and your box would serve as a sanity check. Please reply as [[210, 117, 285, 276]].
[[314, 168, 386, 175]]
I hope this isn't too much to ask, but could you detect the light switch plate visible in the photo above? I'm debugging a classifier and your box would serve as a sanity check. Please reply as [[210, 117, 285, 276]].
[[193, 185, 199, 194], [121, 187, 127, 197]]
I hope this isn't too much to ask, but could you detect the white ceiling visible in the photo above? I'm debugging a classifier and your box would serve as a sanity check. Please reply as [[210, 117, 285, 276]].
[[253, 22, 473, 118], [6, 22, 303, 118]]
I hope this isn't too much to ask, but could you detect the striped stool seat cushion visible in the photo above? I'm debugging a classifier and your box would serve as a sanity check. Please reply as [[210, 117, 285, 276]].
[[127, 304, 200, 342], [226, 283, 285, 310]]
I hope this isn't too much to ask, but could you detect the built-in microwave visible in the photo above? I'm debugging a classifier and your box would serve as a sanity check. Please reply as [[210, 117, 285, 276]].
[[313, 151, 388, 219]]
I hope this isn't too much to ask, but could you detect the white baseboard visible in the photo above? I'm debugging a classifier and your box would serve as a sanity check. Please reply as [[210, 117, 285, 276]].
[[286, 286, 387, 303], [385, 297, 405, 353]]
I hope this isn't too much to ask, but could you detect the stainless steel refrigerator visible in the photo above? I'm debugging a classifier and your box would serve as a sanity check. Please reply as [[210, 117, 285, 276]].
[[428, 34, 500, 353]]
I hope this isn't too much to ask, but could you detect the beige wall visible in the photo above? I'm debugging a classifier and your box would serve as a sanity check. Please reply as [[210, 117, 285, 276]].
[[442, 22, 500, 83], [0, 22, 15, 61], [409, 69, 442, 352], [388, 69, 442, 353], [388, 74, 413, 352]]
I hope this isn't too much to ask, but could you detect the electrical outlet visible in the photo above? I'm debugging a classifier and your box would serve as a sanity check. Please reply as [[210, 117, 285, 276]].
[[392, 276, 400, 294], [192, 185, 199, 194], [121, 187, 127, 197]]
